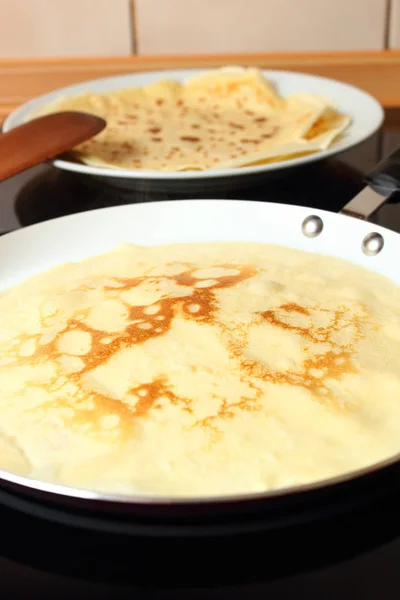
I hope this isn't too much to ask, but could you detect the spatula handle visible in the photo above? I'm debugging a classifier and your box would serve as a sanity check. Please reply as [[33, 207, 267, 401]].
[[0, 112, 105, 183]]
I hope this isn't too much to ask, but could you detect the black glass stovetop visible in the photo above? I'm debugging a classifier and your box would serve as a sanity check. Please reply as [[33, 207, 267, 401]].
[[0, 123, 400, 598]]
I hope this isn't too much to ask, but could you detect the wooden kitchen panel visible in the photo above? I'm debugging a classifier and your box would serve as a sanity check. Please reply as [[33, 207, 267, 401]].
[[134, 0, 388, 54], [0, 0, 133, 58], [1, 51, 400, 121]]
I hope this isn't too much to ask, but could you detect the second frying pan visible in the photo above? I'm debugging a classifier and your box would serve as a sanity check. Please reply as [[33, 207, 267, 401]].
[[0, 146, 399, 535]]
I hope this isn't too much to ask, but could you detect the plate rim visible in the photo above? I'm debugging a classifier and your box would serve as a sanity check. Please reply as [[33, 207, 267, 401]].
[[2, 68, 385, 181]]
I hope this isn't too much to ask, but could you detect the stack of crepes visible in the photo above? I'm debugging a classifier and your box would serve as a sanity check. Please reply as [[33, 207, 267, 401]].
[[33, 67, 351, 172]]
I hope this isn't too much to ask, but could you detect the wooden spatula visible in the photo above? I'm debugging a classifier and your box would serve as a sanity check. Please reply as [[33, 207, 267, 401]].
[[0, 111, 106, 182]]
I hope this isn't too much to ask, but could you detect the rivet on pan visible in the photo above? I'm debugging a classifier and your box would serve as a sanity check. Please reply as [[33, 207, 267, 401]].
[[362, 232, 384, 256], [301, 215, 324, 238]]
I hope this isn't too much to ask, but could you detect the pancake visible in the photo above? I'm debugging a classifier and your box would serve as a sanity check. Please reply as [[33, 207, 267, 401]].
[[31, 67, 350, 172], [0, 242, 400, 497]]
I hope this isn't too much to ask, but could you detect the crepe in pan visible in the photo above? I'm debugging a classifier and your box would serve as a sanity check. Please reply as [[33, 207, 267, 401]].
[[0, 242, 400, 497]]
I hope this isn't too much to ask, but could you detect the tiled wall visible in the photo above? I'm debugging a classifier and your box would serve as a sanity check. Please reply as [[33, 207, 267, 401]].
[[0, 0, 398, 58]]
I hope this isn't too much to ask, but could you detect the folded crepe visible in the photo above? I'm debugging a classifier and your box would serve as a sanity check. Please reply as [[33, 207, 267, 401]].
[[31, 67, 350, 172]]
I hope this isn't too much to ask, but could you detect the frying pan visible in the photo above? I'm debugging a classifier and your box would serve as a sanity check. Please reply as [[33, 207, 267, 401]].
[[0, 146, 400, 539]]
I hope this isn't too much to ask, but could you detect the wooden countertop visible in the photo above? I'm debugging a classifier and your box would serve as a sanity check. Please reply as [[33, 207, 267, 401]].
[[1, 50, 400, 121]]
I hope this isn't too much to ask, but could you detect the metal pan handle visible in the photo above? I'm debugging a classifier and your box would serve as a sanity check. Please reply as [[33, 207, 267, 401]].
[[341, 145, 400, 220], [365, 145, 400, 195]]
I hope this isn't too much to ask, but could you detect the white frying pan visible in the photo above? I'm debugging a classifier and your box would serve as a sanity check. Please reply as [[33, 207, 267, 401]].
[[0, 147, 399, 536]]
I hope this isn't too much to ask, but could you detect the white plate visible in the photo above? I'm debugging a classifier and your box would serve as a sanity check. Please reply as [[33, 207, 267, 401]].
[[2, 69, 384, 191]]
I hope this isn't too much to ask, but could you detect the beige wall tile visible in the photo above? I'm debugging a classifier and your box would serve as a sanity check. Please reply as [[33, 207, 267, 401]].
[[134, 0, 387, 54], [389, 0, 400, 47], [0, 0, 132, 58]]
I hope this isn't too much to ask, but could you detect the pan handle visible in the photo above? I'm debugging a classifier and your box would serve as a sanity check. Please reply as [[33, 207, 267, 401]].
[[340, 145, 400, 220], [365, 145, 400, 194]]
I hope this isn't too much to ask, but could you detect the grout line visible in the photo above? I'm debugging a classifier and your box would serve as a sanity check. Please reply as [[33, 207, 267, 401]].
[[384, 0, 393, 50], [130, 0, 138, 55]]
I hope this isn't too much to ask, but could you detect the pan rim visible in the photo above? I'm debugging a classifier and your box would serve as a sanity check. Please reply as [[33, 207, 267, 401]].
[[0, 447, 399, 508], [0, 198, 398, 508]]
